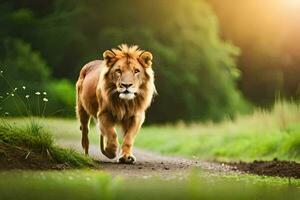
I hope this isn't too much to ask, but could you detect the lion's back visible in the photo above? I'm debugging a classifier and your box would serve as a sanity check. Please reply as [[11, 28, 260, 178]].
[[76, 60, 104, 117]]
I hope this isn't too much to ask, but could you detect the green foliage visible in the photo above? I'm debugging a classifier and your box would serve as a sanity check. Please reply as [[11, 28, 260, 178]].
[[0, 38, 50, 86], [46, 79, 76, 116], [0, 38, 52, 116]]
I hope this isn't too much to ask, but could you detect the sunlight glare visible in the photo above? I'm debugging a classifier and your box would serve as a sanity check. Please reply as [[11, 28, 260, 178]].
[[282, 0, 300, 9]]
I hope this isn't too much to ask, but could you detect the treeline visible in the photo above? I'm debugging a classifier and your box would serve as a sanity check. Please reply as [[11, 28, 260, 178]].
[[1, 0, 253, 123]]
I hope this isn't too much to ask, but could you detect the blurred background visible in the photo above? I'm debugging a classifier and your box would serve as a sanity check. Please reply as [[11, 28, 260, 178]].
[[0, 0, 299, 124]]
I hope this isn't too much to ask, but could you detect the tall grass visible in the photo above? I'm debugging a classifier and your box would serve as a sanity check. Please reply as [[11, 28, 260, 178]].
[[135, 101, 300, 162]]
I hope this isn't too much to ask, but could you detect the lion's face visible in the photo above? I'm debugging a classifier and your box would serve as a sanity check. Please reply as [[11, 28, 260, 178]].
[[110, 58, 146, 100], [103, 48, 154, 101]]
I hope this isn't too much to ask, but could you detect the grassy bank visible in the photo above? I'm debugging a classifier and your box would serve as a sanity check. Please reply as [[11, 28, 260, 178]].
[[0, 119, 91, 169]]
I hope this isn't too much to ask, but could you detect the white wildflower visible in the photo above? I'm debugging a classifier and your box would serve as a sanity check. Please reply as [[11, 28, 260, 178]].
[[4, 112, 9, 115], [43, 98, 48, 102], [0, 70, 3, 74], [22, 86, 26, 90], [11, 94, 14, 96], [25, 95, 30, 99], [6, 93, 9, 95], [14, 88, 18, 91], [35, 92, 41, 95], [0, 96, 3, 99], [43, 92, 47, 95]]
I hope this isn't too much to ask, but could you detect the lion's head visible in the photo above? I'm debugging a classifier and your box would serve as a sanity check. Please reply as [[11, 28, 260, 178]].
[[101, 44, 156, 103], [97, 45, 156, 119]]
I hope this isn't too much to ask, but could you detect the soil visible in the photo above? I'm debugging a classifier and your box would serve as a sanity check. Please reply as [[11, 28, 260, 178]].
[[62, 141, 300, 179], [0, 143, 70, 170], [227, 159, 300, 179]]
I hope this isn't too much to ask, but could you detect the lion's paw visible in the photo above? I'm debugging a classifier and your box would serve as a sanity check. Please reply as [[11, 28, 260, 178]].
[[118, 154, 136, 164], [103, 143, 118, 159], [104, 148, 117, 159]]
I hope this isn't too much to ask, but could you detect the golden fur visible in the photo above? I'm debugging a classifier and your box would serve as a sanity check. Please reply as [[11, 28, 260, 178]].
[[76, 44, 156, 163]]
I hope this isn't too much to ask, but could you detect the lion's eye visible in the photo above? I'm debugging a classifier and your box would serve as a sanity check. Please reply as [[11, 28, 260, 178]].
[[134, 69, 140, 74], [115, 69, 121, 75]]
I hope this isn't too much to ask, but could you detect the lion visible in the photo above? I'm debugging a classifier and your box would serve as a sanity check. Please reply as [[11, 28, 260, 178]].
[[76, 44, 156, 164]]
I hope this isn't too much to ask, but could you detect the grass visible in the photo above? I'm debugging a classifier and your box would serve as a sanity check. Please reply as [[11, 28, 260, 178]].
[[0, 119, 92, 168], [1, 102, 300, 199], [136, 101, 300, 162], [1, 122, 300, 200], [0, 170, 299, 200]]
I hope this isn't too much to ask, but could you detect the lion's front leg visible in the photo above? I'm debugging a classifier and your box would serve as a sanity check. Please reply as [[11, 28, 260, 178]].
[[98, 112, 119, 159], [119, 114, 144, 164]]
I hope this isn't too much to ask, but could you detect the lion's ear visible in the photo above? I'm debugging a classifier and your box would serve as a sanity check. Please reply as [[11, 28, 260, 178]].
[[103, 50, 116, 67], [139, 51, 153, 67]]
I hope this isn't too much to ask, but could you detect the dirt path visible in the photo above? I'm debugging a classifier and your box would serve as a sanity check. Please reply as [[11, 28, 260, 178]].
[[60, 141, 233, 179]]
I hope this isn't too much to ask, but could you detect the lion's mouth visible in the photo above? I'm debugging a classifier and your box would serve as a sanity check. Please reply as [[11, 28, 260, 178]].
[[120, 90, 137, 95], [119, 90, 137, 100]]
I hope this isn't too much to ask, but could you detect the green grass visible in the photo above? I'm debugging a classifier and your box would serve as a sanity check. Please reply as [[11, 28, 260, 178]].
[[0, 119, 92, 168], [1, 115, 299, 200], [135, 101, 300, 162], [0, 155, 299, 200], [1, 102, 300, 199], [0, 170, 299, 200]]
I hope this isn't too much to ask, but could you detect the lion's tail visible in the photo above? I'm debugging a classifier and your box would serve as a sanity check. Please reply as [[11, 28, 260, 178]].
[[97, 121, 111, 158], [100, 134, 106, 156]]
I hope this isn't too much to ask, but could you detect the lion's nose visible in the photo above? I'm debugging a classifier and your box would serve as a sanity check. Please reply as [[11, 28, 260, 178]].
[[121, 83, 133, 89]]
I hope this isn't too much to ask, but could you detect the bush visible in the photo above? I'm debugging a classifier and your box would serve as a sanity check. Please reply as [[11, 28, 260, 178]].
[[0, 38, 50, 86], [0, 38, 51, 116], [46, 79, 75, 116]]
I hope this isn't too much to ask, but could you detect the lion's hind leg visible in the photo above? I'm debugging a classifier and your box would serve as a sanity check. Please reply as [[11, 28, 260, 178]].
[[77, 104, 91, 155]]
